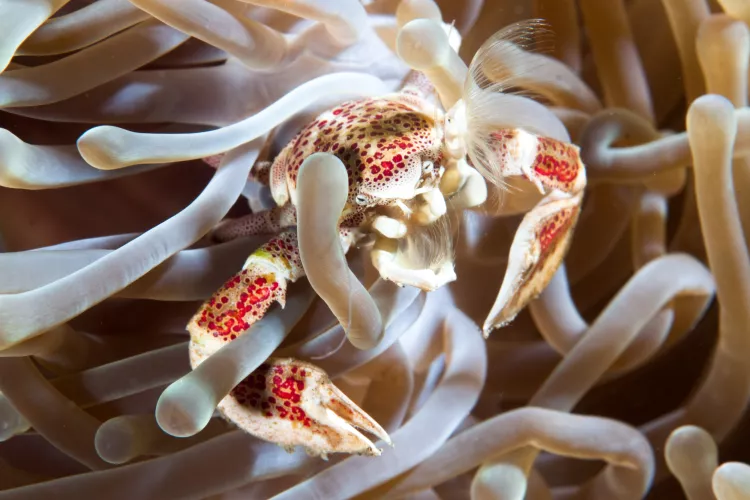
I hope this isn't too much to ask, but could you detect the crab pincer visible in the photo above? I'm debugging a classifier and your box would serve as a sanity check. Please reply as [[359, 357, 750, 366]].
[[220, 358, 391, 457], [423, 17, 589, 335], [480, 129, 586, 334], [187, 230, 390, 456]]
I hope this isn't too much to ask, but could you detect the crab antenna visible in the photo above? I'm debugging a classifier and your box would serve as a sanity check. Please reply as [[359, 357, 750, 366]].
[[396, 18, 467, 110]]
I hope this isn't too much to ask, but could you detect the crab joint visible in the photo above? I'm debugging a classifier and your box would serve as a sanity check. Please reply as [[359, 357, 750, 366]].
[[371, 236, 456, 291], [372, 216, 408, 239], [187, 231, 302, 357], [413, 188, 447, 225]]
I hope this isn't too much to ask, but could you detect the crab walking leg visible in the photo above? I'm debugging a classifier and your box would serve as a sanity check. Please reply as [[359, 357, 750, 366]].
[[186, 230, 388, 456], [209, 204, 297, 242], [483, 129, 587, 335], [202, 156, 271, 184], [203, 156, 274, 212]]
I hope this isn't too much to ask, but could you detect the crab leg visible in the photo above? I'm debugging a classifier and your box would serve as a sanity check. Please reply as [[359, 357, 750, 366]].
[[189, 226, 360, 354], [209, 204, 297, 242], [188, 230, 304, 357], [202, 155, 272, 183], [202, 155, 275, 211], [187, 229, 386, 456], [483, 129, 586, 336]]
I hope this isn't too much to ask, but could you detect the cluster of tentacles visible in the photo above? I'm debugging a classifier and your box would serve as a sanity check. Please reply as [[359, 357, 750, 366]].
[[4, 0, 750, 499]]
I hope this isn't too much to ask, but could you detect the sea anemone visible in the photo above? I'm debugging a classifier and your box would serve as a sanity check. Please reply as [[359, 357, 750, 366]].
[[2, 0, 750, 499]]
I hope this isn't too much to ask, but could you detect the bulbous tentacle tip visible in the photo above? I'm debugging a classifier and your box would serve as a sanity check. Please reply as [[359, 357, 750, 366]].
[[218, 358, 391, 457]]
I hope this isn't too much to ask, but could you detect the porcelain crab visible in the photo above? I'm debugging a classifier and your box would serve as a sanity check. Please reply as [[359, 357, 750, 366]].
[[186, 18, 586, 457]]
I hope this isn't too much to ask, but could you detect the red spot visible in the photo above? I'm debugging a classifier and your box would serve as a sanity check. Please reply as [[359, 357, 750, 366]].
[[538, 210, 574, 252]]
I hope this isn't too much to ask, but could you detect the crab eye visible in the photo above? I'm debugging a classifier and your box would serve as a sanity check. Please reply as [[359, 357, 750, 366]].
[[355, 194, 368, 206], [423, 160, 434, 172]]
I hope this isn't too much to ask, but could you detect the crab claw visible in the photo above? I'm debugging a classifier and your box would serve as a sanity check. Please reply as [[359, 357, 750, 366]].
[[484, 191, 583, 335], [219, 358, 391, 457], [187, 230, 303, 359], [480, 128, 587, 336]]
